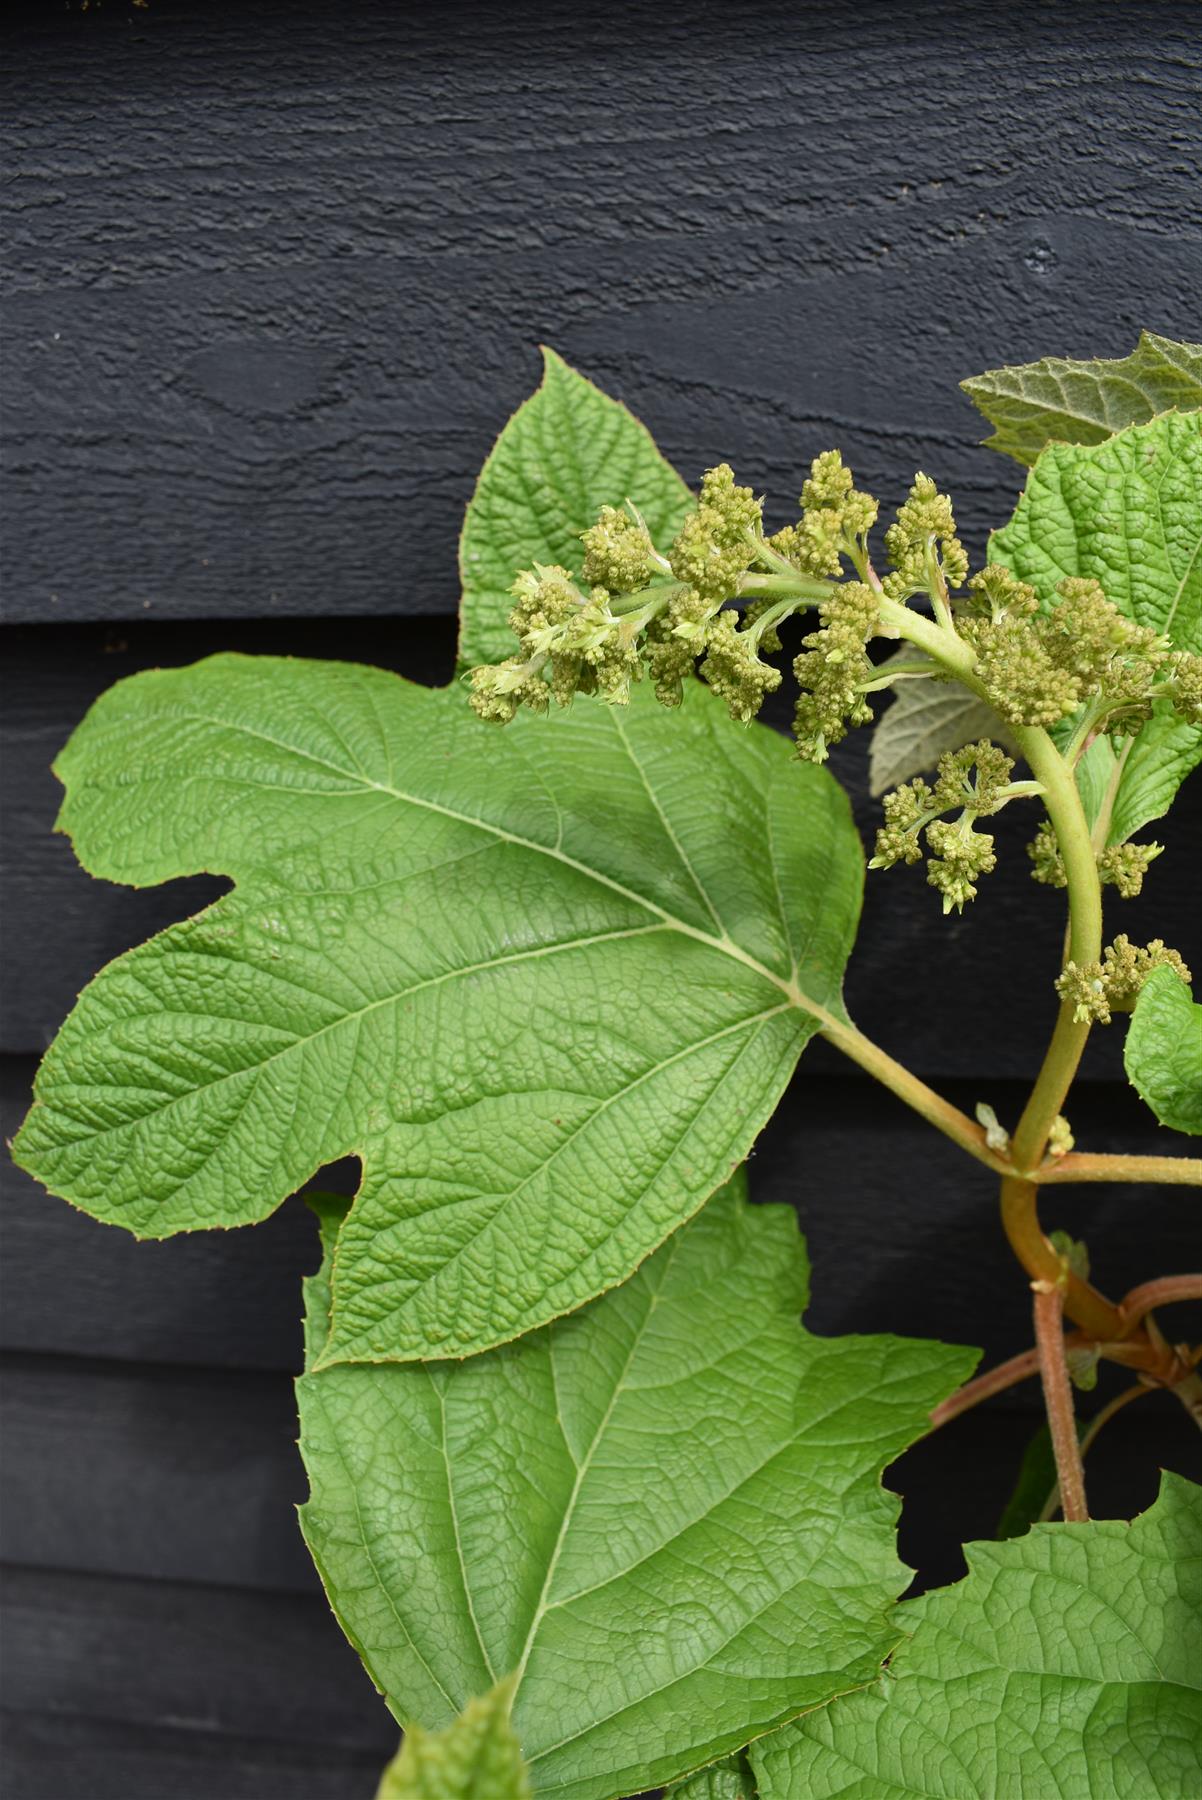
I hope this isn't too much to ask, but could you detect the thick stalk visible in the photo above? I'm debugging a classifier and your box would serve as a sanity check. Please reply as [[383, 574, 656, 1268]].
[[1037, 1152, 1202, 1187], [1033, 1281, 1089, 1522], [1037, 1383, 1150, 1523]]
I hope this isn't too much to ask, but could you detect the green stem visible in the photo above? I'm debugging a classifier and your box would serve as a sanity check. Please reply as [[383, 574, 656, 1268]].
[[817, 1015, 1011, 1176], [1037, 1153, 1202, 1188]]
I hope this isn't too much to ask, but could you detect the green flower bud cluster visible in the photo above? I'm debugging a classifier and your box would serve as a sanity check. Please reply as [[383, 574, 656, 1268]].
[[468, 563, 646, 723], [668, 464, 762, 603], [870, 740, 1015, 912], [1055, 935, 1192, 1025], [1162, 649, 1202, 725], [958, 568, 1180, 734], [881, 474, 969, 601], [768, 450, 878, 579], [699, 611, 784, 724], [1027, 819, 1164, 899], [580, 506, 656, 592], [792, 581, 880, 762]]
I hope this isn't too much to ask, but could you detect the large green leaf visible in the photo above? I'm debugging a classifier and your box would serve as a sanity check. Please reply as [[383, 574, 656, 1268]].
[[375, 1681, 531, 1799], [13, 655, 864, 1363], [1125, 965, 1202, 1136], [751, 1473, 1202, 1800], [962, 331, 1202, 466], [458, 348, 694, 670], [990, 411, 1202, 842], [299, 1180, 976, 1800]]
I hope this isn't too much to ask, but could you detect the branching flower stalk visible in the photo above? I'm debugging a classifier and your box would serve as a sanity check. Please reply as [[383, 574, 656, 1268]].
[[469, 448, 1202, 1502]]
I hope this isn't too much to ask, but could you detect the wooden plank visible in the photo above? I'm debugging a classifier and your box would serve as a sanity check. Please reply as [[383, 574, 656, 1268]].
[[1, 1564, 393, 1754], [4, 621, 1199, 1076], [0, 1711, 384, 1800], [0, 1347, 1197, 1600], [0, 1352, 317, 1593], [4, 0, 1199, 622], [6, 1051, 1197, 1374]]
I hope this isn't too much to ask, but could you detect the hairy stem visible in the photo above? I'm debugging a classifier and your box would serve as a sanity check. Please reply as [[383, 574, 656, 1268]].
[[817, 1015, 1011, 1176], [928, 1344, 1055, 1429], [1033, 1281, 1089, 1523], [1118, 1275, 1202, 1332], [1036, 1152, 1202, 1187], [1037, 1382, 1150, 1523]]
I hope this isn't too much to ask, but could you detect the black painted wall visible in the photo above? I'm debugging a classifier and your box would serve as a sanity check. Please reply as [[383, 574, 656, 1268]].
[[2, 3, 1200, 1796]]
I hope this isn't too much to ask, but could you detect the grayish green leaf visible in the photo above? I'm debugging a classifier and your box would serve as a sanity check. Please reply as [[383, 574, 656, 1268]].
[[375, 1680, 531, 1799], [868, 656, 1016, 797], [458, 347, 694, 670], [14, 656, 864, 1363], [752, 1473, 1202, 1800], [299, 1179, 976, 1800], [1125, 965, 1202, 1136], [962, 331, 1202, 466], [991, 412, 1202, 838]]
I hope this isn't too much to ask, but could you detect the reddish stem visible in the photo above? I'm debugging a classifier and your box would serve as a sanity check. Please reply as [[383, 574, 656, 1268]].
[[1117, 1274, 1202, 1334], [1033, 1281, 1089, 1523]]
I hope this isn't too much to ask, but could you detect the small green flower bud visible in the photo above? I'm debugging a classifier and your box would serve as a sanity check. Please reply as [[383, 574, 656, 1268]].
[[699, 611, 783, 723], [1165, 650, 1202, 725], [924, 818, 997, 913], [1056, 935, 1191, 1024], [1097, 840, 1163, 899], [580, 506, 655, 592], [1028, 819, 1067, 888], [469, 659, 550, 724], [884, 472, 968, 596]]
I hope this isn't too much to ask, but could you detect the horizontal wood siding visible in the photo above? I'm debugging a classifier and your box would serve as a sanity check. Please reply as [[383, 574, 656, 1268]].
[[3, 1, 1200, 1794]]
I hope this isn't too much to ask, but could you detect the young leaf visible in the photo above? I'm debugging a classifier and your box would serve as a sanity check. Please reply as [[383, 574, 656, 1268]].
[[751, 1473, 1202, 1800], [458, 347, 694, 670], [868, 656, 1016, 797], [990, 411, 1202, 835], [375, 1680, 531, 1799], [1125, 964, 1202, 1135], [13, 656, 864, 1363], [298, 1178, 977, 1800], [961, 330, 1202, 466]]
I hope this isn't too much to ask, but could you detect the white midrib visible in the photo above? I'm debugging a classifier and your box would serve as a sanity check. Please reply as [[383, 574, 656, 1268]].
[[508, 1235, 681, 1695]]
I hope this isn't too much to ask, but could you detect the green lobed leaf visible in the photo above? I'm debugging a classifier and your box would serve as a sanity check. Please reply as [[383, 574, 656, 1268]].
[[375, 1680, 532, 1799], [298, 1178, 976, 1800], [867, 655, 1018, 797], [665, 1754, 757, 1799], [13, 655, 864, 1363], [457, 347, 694, 670], [1125, 964, 1202, 1136], [751, 1473, 1202, 1800], [961, 330, 1202, 466], [990, 411, 1202, 841]]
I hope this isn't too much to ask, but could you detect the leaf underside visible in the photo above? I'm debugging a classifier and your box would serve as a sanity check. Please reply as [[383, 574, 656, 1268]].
[[751, 1473, 1202, 1800], [961, 330, 1202, 466], [990, 411, 1202, 841], [13, 655, 864, 1363], [299, 1180, 976, 1800], [1124, 965, 1202, 1136]]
